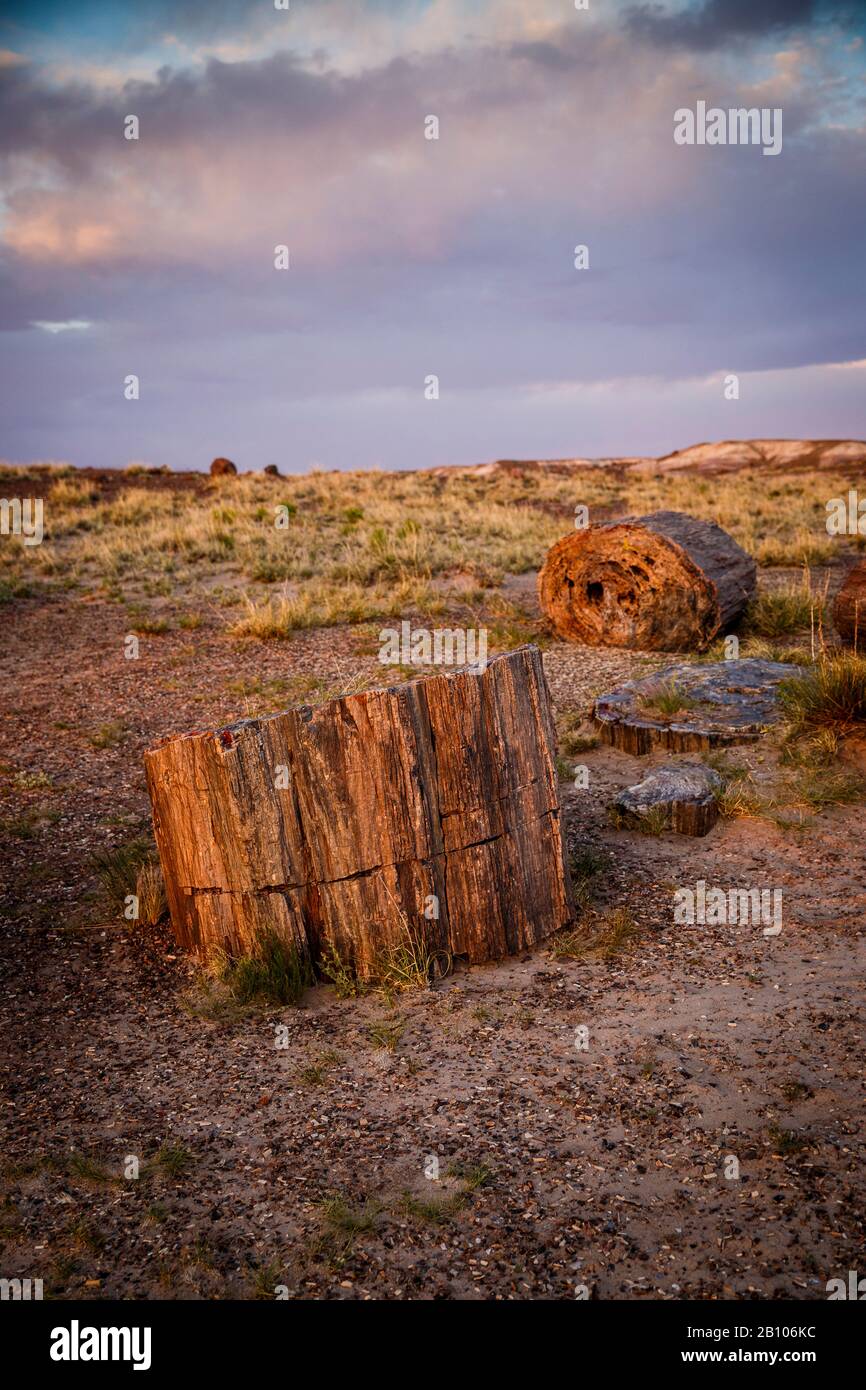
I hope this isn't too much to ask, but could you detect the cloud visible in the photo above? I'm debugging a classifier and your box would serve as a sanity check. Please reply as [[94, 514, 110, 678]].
[[0, 2, 863, 468], [624, 0, 857, 51], [31, 319, 92, 333], [0, 31, 809, 274]]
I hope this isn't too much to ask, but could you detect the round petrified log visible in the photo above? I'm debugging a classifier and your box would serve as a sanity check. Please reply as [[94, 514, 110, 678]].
[[210, 456, 237, 476], [538, 510, 757, 651], [833, 561, 866, 647]]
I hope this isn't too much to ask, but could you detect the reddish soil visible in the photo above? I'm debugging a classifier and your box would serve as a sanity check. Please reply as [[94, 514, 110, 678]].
[[1, 591, 864, 1300]]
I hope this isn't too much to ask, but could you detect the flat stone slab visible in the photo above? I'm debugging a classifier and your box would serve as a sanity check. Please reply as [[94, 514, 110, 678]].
[[612, 761, 722, 836], [594, 658, 802, 754]]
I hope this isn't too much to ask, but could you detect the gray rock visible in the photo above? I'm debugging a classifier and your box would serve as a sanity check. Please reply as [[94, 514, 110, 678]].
[[612, 762, 722, 836]]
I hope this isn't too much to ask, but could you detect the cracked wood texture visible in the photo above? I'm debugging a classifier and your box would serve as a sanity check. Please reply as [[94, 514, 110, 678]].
[[144, 645, 574, 977], [538, 510, 757, 651]]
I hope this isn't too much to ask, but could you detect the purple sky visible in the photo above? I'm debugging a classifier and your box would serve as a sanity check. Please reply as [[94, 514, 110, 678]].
[[1, 0, 865, 471]]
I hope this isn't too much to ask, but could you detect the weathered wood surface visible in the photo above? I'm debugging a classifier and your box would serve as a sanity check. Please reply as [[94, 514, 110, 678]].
[[538, 510, 757, 651], [833, 561, 866, 647], [611, 762, 722, 836], [594, 658, 801, 755], [144, 646, 574, 977]]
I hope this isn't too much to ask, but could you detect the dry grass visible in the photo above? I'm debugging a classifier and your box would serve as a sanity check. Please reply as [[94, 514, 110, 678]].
[[1, 463, 859, 643], [637, 679, 697, 718], [743, 572, 828, 640], [550, 907, 640, 960], [556, 710, 600, 756], [711, 720, 865, 827], [92, 837, 157, 909], [373, 923, 453, 994], [134, 861, 167, 927], [779, 652, 866, 732]]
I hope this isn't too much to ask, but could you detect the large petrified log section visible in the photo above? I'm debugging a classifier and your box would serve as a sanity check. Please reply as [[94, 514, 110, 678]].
[[144, 646, 574, 977], [594, 658, 801, 755], [538, 510, 757, 650], [833, 561, 866, 647]]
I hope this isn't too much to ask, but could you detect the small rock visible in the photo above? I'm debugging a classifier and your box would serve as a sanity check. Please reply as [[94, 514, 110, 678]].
[[210, 457, 237, 477], [612, 761, 722, 836], [263, 464, 281, 477]]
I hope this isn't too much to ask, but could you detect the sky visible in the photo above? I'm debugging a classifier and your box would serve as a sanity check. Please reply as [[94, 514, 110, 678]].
[[1, 0, 865, 472]]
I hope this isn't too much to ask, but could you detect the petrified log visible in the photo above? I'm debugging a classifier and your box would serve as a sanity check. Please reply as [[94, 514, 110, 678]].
[[210, 456, 237, 476], [611, 762, 722, 836], [144, 646, 574, 978], [538, 510, 756, 650], [833, 561, 866, 647], [594, 658, 802, 755]]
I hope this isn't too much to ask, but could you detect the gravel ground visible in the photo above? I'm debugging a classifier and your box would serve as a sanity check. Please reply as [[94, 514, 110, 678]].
[[1, 592, 864, 1300]]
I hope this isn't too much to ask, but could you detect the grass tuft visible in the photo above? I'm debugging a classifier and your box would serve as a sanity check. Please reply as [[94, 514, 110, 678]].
[[318, 1194, 381, 1236], [92, 836, 156, 908], [743, 575, 826, 639], [212, 930, 314, 1007], [366, 1016, 405, 1052], [151, 1140, 194, 1179], [134, 860, 167, 926], [373, 923, 452, 993], [551, 907, 639, 961], [638, 680, 696, 718], [319, 942, 364, 998], [778, 652, 866, 732], [296, 1049, 342, 1086]]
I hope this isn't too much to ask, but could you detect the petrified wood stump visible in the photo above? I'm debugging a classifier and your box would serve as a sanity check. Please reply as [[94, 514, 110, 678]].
[[144, 646, 574, 978], [833, 561, 866, 647], [594, 658, 802, 755], [611, 762, 722, 836], [538, 510, 757, 650]]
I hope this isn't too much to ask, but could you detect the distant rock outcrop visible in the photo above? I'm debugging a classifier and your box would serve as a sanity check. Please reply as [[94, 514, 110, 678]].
[[210, 457, 237, 477], [632, 439, 866, 477], [426, 439, 866, 481], [263, 464, 280, 477]]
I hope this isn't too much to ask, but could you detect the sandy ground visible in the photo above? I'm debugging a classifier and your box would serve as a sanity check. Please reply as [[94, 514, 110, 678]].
[[1, 593, 864, 1300]]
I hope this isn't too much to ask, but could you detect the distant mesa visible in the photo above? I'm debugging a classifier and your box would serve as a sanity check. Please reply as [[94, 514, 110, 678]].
[[628, 438, 866, 477], [426, 439, 866, 480], [210, 456, 237, 477]]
